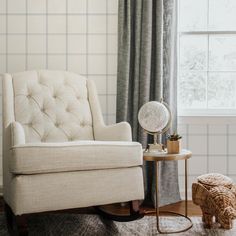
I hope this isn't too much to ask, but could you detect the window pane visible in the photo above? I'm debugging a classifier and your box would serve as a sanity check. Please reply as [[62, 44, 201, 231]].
[[208, 73, 236, 108], [209, 0, 236, 31], [179, 0, 207, 31], [209, 35, 236, 71], [180, 35, 207, 71], [178, 71, 207, 109]]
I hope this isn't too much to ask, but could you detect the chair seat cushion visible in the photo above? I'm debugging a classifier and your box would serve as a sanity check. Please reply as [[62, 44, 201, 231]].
[[10, 141, 143, 174]]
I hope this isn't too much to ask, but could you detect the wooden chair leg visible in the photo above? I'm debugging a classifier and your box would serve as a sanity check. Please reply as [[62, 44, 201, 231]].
[[4, 201, 28, 236], [15, 215, 28, 236], [4, 202, 14, 233], [130, 200, 141, 215], [95, 200, 144, 222]]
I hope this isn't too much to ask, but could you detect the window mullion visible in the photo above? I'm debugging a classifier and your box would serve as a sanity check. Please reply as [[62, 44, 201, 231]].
[[206, 0, 210, 109]]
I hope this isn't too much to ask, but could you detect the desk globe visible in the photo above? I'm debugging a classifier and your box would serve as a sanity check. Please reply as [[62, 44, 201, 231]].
[[138, 100, 171, 152]]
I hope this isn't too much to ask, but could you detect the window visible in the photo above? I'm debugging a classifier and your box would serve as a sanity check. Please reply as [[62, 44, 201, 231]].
[[178, 0, 236, 115]]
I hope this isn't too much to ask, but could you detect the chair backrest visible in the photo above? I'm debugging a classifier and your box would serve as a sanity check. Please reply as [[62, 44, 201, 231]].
[[6, 70, 95, 143]]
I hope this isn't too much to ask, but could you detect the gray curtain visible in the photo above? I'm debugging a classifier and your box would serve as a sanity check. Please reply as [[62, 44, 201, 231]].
[[116, 0, 180, 206]]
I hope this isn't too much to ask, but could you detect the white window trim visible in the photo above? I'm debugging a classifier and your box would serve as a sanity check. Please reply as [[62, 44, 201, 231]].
[[178, 109, 236, 117]]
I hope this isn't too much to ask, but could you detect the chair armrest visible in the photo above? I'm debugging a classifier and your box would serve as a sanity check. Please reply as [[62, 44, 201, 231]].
[[11, 122, 25, 146], [87, 79, 132, 141], [95, 121, 132, 141]]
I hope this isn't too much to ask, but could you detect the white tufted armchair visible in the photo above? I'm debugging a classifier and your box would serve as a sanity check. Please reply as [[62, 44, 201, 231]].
[[2, 70, 144, 235]]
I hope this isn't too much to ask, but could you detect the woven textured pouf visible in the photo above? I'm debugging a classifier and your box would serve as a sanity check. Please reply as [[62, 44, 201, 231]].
[[192, 173, 236, 229]]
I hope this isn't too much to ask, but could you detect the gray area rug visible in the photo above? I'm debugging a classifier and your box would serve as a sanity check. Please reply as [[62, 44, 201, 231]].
[[0, 213, 236, 236]]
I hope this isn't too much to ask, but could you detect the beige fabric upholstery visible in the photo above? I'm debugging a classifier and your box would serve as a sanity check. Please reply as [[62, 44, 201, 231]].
[[2, 74, 15, 212], [11, 122, 26, 146], [10, 141, 142, 174], [10, 167, 144, 215], [2, 70, 144, 215], [87, 80, 132, 141]]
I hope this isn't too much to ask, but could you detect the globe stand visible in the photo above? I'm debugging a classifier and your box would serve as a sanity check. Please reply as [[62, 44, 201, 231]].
[[147, 133, 165, 153]]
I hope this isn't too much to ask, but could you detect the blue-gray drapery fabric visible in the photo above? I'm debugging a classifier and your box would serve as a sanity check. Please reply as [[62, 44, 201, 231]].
[[116, 0, 180, 206]]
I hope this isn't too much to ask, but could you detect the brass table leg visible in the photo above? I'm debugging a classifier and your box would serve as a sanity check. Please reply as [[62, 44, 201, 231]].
[[155, 161, 160, 231], [155, 160, 193, 234], [185, 159, 188, 217]]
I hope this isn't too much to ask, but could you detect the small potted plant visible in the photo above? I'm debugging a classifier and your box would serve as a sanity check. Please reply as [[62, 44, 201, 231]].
[[167, 133, 182, 154]]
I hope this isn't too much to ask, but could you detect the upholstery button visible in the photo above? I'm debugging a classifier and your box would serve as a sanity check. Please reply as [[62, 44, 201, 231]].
[[53, 95, 57, 99], [28, 122, 33, 127], [55, 122, 60, 127], [27, 94, 31, 99]]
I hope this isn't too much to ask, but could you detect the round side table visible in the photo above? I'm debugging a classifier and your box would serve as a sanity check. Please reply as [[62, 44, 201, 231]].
[[143, 149, 193, 234]]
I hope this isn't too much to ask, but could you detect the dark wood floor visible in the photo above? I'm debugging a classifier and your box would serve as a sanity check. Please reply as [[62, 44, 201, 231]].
[[100, 201, 201, 216], [159, 200, 201, 216], [0, 196, 201, 216]]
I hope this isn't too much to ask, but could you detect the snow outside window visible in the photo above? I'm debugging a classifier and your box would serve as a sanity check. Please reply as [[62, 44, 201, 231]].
[[178, 0, 236, 115]]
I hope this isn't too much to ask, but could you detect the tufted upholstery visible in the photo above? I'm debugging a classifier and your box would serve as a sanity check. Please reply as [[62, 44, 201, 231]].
[[2, 70, 144, 216], [13, 71, 94, 143]]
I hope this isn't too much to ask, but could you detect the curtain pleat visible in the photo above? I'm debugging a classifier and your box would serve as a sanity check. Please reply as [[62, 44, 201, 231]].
[[117, 0, 180, 206]]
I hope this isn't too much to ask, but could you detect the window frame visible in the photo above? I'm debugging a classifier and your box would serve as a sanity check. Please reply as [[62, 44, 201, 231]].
[[177, 0, 236, 116]]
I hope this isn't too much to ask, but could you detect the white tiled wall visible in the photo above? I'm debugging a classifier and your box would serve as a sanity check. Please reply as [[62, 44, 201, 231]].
[[0, 0, 118, 122], [178, 116, 236, 199], [0, 0, 118, 188]]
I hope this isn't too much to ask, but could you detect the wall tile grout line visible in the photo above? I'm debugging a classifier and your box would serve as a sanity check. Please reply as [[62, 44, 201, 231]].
[[186, 124, 189, 150], [206, 124, 209, 173], [65, 0, 68, 70], [86, 0, 89, 77], [105, 0, 109, 124], [178, 133, 236, 137], [226, 124, 229, 175], [179, 174, 236, 177], [0, 53, 118, 56], [0, 13, 118, 16], [5, 0, 8, 72], [178, 154, 236, 157], [0, 33, 118, 36], [46, 0, 48, 69], [25, 0, 28, 70], [185, 124, 189, 185]]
